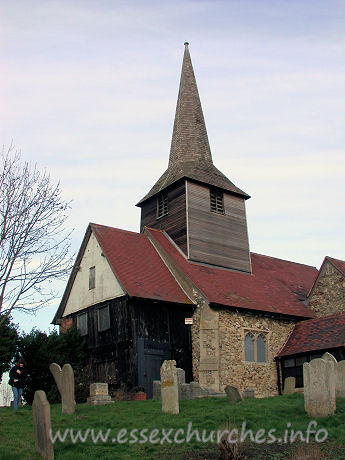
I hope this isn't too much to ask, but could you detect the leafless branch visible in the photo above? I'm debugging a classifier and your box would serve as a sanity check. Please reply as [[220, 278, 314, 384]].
[[0, 144, 74, 325]]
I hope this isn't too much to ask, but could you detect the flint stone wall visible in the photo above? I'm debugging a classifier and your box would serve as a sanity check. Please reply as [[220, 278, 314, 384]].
[[308, 261, 345, 317], [218, 310, 295, 398]]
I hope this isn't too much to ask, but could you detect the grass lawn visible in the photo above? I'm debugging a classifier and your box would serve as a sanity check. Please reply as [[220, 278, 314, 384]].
[[1, 394, 345, 459]]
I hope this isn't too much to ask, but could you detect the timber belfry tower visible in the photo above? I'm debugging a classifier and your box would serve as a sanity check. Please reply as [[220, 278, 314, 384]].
[[137, 43, 251, 274]]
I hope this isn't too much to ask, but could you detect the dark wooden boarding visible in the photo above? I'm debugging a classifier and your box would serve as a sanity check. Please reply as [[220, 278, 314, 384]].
[[72, 296, 194, 398], [140, 180, 187, 254]]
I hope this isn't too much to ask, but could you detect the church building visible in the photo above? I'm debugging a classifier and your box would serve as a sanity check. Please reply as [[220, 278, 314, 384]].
[[53, 43, 345, 398]]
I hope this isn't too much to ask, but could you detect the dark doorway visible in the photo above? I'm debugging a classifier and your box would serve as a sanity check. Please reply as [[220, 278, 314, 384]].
[[137, 338, 171, 398]]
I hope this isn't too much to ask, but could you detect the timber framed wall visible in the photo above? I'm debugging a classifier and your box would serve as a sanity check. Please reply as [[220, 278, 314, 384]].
[[140, 181, 187, 254], [186, 181, 251, 272]]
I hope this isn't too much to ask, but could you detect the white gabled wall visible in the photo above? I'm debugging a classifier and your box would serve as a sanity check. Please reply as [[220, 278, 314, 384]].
[[63, 231, 125, 316]]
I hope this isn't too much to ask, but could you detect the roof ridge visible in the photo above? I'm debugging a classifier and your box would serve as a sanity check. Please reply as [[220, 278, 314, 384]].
[[90, 222, 140, 237], [296, 311, 345, 325], [250, 252, 317, 270]]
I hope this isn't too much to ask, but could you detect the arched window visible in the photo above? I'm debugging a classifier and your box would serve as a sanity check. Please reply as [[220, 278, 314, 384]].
[[257, 334, 266, 362], [245, 333, 254, 361]]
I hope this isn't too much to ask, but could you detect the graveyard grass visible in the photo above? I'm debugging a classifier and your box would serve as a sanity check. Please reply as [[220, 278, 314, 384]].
[[1, 394, 345, 459]]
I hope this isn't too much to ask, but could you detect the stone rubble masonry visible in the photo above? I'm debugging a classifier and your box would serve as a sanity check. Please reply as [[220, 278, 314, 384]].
[[308, 261, 345, 317], [160, 360, 179, 414], [218, 309, 295, 398], [283, 376, 296, 395], [32, 390, 54, 460], [303, 358, 336, 417]]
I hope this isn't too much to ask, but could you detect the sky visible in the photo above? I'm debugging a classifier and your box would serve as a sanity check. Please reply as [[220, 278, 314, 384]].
[[1, 0, 344, 334]]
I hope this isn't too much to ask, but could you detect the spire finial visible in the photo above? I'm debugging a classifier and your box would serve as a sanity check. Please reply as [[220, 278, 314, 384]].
[[184, 41, 189, 46]]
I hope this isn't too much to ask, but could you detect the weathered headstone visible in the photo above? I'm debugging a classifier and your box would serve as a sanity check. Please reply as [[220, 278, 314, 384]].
[[336, 361, 345, 398], [303, 358, 336, 417], [32, 390, 54, 460], [153, 380, 161, 400], [49, 363, 75, 414], [322, 353, 345, 398], [243, 388, 255, 398], [180, 383, 192, 400], [190, 381, 208, 398], [322, 352, 337, 366], [87, 382, 113, 405], [224, 385, 243, 403], [283, 377, 296, 395], [160, 360, 179, 414], [177, 368, 185, 400]]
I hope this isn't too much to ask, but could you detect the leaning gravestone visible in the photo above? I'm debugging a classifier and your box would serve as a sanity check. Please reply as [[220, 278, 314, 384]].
[[303, 358, 336, 417], [160, 360, 179, 414], [224, 385, 243, 403], [49, 363, 75, 414], [32, 390, 54, 460], [283, 376, 296, 395]]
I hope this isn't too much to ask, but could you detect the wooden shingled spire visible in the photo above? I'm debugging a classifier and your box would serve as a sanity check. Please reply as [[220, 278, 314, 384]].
[[137, 43, 249, 206]]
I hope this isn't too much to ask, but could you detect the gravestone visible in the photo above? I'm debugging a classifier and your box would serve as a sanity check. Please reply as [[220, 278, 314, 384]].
[[153, 380, 161, 400], [336, 361, 345, 398], [180, 383, 192, 400], [49, 363, 75, 414], [224, 385, 243, 403], [87, 382, 113, 405], [32, 390, 54, 460], [177, 368, 185, 400], [160, 360, 179, 414], [322, 352, 337, 366], [283, 377, 296, 395], [303, 358, 336, 417], [190, 381, 208, 398], [243, 388, 255, 398], [322, 353, 345, 398]]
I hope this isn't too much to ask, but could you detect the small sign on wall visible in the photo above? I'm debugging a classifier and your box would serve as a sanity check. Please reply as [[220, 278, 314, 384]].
[[185, 318, 193, 325]]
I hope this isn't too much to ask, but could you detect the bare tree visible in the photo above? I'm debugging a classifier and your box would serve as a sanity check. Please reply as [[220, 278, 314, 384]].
[[0, 144, 74, 324]]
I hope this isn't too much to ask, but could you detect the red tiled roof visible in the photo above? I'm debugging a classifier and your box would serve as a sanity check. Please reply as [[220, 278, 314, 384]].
[[276, 313, 345, 357], [327, 256, 345, 277], [91, 224, 191, 305], [146, 228, 317, 319]]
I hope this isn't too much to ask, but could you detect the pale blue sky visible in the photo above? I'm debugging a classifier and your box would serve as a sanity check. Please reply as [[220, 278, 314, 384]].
[[1, 1, 344, 333]]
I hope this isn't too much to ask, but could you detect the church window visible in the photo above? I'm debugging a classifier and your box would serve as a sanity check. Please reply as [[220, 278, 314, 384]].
[[89, 266, 95, 289], [157, 193, 168, 218], [245, 333, 255, 361], [244, 330, 268, 363], [210, 188, 224, 214], [257, 334, 266, 362], [98, 305, 110, 332], [77, 312, 88, 336]]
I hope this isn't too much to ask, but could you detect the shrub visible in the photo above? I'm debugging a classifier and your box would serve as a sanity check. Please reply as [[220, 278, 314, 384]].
[[17, 326, 87, 404]]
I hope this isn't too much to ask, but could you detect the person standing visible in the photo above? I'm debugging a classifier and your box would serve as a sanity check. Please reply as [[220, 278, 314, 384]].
[[9, 358, 27, 411]]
